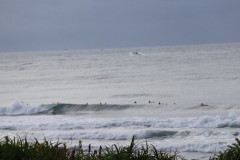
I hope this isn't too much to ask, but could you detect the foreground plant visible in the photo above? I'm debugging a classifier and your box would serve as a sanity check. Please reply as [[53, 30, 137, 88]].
[[210, 138, 240, 160], [0, 136, 69, 160], [0, 136, 185, 160], [99, 136, 184, 160]]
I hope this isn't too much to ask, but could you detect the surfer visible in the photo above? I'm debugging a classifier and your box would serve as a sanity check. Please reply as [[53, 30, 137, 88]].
[[149, 100, 155, 103], [201, 103, 208, 106], [52, 108, 56, 115]]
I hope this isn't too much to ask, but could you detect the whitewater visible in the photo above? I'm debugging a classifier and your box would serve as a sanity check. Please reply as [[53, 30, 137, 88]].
[[0, 43, 240, 159]]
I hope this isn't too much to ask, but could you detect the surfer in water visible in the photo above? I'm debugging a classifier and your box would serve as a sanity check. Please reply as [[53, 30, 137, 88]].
[[132, 51, 141, 55], [201, 103, 208, 106], [148, 100, 155, 103], [52, 108, 56, 115]]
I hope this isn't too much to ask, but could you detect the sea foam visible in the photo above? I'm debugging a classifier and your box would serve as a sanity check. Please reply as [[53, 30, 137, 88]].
[[0, 101, 50, 115]]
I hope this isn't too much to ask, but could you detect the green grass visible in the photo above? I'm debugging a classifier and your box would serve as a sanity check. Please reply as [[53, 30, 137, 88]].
[[209, 138, 240, 160], [1, 136, 240, 160], [0, 136, 184, 160]]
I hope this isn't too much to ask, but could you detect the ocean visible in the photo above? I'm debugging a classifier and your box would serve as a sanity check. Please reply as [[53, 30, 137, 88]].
[[0, 43, 240, 159]]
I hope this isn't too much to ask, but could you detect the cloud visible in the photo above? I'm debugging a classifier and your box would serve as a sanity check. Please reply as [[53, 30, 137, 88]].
[[0, 0, 240, 52]]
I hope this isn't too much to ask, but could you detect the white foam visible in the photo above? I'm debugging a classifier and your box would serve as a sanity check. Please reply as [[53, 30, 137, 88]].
[[161, 142, 229, 153], [0, 101, 49, 115], [0, 113, 238, 154], [1, 111, 239, 130]]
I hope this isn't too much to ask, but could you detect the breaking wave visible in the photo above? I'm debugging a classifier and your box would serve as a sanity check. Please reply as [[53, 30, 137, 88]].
[[0, 101, 51, 115], [1, 101, 240, 129], [0, 101, 137, 116]]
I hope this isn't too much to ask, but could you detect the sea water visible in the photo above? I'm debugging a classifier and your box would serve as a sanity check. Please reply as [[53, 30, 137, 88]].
[[0, 43, 240, 159]]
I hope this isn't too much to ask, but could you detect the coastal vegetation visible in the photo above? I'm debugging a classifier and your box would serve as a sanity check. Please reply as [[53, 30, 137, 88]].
[[209, 138, 240, 160], [0, 136, 239, 160]]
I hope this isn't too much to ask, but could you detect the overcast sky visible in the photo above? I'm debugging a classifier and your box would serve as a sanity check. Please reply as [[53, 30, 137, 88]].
[[0, 0, 240, 52]]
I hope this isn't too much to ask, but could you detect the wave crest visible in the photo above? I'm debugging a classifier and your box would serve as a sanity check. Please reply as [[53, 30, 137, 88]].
[[0, 101, 51, 115]]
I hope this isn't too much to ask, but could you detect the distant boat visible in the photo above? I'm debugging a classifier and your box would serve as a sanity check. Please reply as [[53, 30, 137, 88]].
[[131, 51, 141, 55]]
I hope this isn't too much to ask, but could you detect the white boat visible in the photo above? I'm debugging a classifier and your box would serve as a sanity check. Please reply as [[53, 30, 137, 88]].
[[132, 51, 141, 55]]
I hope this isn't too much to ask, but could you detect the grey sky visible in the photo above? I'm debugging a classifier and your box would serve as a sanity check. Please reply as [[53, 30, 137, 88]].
[[0, 0, 240, 52]]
